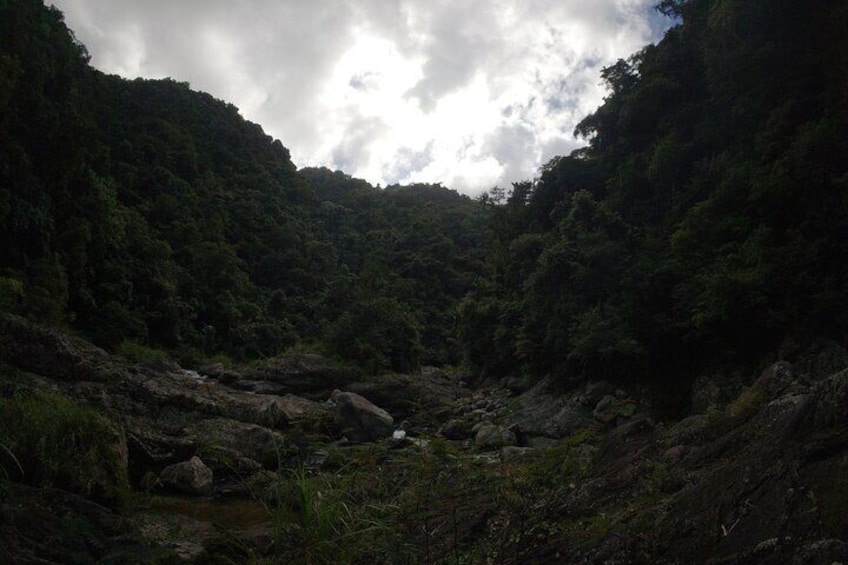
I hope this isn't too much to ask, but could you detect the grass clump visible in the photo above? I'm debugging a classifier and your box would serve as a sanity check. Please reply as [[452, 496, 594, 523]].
[[727, 384, 765, 421], [0, 390, 129, 502], [269, 463, 397, 563], [115, 339, 168, 364]]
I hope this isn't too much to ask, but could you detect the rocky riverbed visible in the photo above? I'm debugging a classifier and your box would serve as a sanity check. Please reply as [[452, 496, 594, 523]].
[[1, 313, 847, 563]]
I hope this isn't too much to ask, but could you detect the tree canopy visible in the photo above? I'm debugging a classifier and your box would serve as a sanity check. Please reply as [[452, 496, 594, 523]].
[[3, 0, 848, 408]]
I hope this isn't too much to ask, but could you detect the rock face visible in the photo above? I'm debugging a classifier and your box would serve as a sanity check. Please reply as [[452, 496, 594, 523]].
[[239, 354, 361, 400], [158, 456, 213, 496], [0, 314, 331, 488], [521, 362, 848, 564], [506, 377, 593, 440], [330, 389, 394, 442], [183, 418, 293, 470]]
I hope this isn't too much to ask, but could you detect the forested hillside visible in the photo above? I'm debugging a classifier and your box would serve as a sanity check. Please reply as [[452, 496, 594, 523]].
[[2, 0, 848, 410], [3, 1, 848, 562], [459, 0, 848, 410], [0, 0, 486, 370]]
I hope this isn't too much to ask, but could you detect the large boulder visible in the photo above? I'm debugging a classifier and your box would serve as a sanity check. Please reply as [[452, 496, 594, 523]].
[[346, 367, 469, 427], [330, 389, 394, 442], [184, 418, 294, 470], [506, 377, 592, 439]]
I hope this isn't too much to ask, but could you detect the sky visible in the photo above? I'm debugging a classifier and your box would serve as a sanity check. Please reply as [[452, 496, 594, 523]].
[[52, 0, 672, 196]]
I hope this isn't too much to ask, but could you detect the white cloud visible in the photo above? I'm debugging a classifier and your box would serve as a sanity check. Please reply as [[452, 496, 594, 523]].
[[52, 0, 671, 195]]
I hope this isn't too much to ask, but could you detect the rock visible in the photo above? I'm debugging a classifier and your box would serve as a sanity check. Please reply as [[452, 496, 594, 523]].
[[582, 381, 617, 407], [439, 418, 474, 440], [243, 354, 361, 400], [592, 396, 637, 424], [0, 483, 167, 563], [234, 522, 276, 557], [664, 413, 712, 447], [158, 456, 213, 496], [225, 379, 290, 396], [690, 373, 724, 413], [346, 369, 469, 427], [474, 424, 518, 450], [198, 362, 243, 385], [330, 389, 394, 442], [500, 446, 535, 462], [469, 408, 489, 422], [594, 394, 615, 413], [0, 313, 113, 381], [124, 420, 197, 482], [753, 361, 805, 399], [184, 418, 294, 470], [504, 376, 531, 394], [507, 377, 592, 439]]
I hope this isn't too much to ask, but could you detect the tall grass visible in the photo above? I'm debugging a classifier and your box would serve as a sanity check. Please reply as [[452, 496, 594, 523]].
[[0, 390, 128, 501]]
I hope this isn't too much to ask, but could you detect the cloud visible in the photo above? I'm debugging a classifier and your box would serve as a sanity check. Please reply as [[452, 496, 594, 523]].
[[52, 0, 671, 195]]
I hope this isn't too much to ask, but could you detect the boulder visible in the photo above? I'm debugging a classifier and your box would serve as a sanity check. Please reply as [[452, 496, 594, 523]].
[[126, 366, 329, 430], [0, 313, 114, 382], [346, 368, 469, 427], [198, 362, 243, 385], [474, 424, 518, 450], [329, 389, 394, 442], [184, 418, 294, 470], [506, 377, 592, 439], [438, 418, 474, 440], [581, 380, 617, 407], [158, 456, 213, 496]]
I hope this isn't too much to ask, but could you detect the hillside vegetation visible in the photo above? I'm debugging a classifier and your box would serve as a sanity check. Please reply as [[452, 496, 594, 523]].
[[0, 0, 486, 371], [458, 0, 848, 411], [4, 0, 847, 404], [2, 0, 848, 562]]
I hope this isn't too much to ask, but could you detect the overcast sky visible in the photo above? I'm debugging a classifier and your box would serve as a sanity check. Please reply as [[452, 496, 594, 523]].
[[52, 0, 671, 195]]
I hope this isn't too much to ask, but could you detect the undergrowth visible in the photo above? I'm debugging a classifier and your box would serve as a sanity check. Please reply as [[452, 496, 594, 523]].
[[0, 389, 129, 502]]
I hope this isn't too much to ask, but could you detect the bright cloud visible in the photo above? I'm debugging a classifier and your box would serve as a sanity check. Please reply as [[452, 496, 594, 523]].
[[52, 0, 672, 195]]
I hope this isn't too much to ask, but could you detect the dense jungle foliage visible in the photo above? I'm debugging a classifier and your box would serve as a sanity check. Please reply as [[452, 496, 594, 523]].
[[457, 0, 848, 408], [2, 0, 847, 408], [0, 0, 487, 370]]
